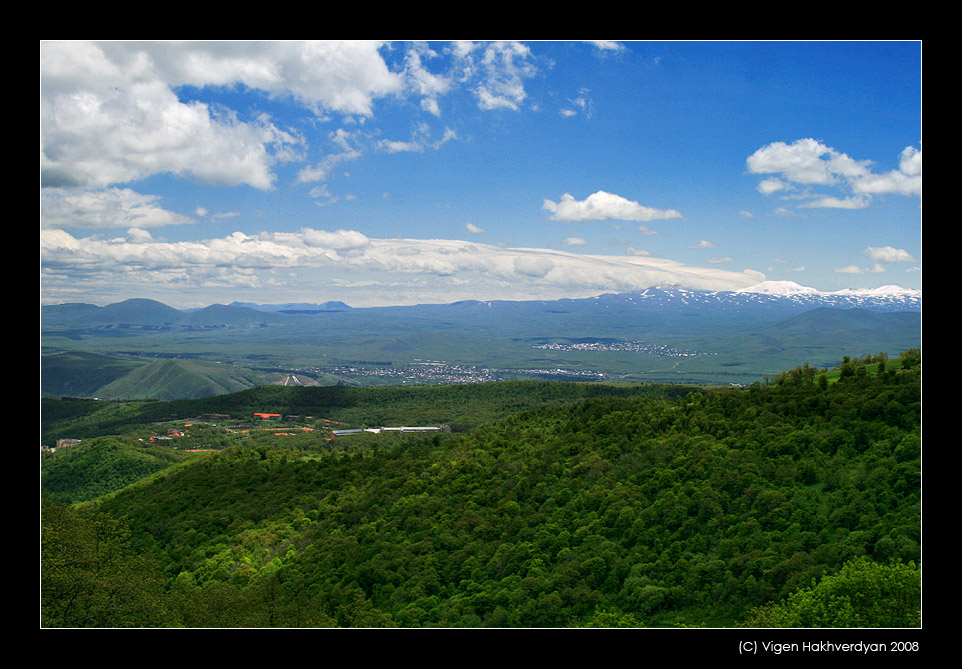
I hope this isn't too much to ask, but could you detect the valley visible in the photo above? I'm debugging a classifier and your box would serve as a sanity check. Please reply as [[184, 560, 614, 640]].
[[39, 283, 923, 629], [41, 284, 921, 400]]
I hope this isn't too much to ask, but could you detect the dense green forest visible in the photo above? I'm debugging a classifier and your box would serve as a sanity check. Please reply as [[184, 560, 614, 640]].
[[40, 352, 921, 628]]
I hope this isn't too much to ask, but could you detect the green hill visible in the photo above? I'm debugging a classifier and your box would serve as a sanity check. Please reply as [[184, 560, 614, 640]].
[[41, 351, 147, 397], [41, 436, 195, 503], [41, 352, 921, 628], [41, 355, 301, 401], [96, 358, 285, 401]]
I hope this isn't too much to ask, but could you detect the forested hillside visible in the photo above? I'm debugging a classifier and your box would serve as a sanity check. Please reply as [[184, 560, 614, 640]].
[[41, 353, 921, 628]]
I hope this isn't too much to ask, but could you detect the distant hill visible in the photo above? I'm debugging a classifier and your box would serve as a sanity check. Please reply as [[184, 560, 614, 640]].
[[41, 435, 192, 503], [732, 308, 922, 368], [229, 300, 352, 313], [42, 299, 288, 329], [760, 307, 920, 337], [41, 285, 921, 400], [41, 351, 147, 397], [42, 286, 920, 334], [41, 355, 304, 401]]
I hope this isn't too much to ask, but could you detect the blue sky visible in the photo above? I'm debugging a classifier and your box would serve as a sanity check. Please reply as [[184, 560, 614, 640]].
[[40, 41, 921, 308]]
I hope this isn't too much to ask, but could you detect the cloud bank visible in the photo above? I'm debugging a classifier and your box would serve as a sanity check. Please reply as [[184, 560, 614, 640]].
[[41, 228, 765, 308]]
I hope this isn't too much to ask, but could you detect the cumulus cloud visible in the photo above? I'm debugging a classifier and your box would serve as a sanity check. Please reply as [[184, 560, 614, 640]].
[[39, 41, 512, 198], [827, 246, 918, 279], [465, 223, 485, 234], [853, 145, 922, 197], [747, 138, 871, 186], [756, 178, 791, 196], [865, 246, 917, 263], [41, 41, 311, 190], [747, 138, 922, 211], [562, 237, 588, 247], [543, 191, 683, 223]]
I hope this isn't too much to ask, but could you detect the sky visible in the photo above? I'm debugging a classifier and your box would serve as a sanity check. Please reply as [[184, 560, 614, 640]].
[[40, 40, 922, 308]]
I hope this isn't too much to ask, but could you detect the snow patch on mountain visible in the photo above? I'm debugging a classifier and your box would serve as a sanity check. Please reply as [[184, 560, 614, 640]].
[[737, 281, 818, 296], [739, 281, 920, 299]]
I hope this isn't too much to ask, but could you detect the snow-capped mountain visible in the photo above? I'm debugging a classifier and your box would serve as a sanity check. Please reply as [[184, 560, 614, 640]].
[[733, 281, 920, 311], [736, 280, 820, 295]]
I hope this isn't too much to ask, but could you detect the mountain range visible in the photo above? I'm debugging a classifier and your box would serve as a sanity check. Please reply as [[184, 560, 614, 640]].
[[41, 281, 921, 329], [41, 281, 921, 399]]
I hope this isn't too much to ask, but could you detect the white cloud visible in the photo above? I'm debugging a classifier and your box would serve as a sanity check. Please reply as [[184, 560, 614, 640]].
[[126, 227, 154, 243], [747, 138, 870, 186], [377, 139, 424, 154], [465, 223, 485, 234], [586, 41, 625, 52], [513, 256, 555, 278], [801, 195, 870, 209], [689, 240, 716, 249], [747, 138, 922, 211], [836, 265, 866, 274], [865, 246, 917, 263], [853, 145, 922, 197], [374, 122, 458, 155], [562, 237, 588, 247], [41, 228, 766, 307], [454, 41, 536, 111], [756, 178, 791, 196], [402, 42, 453, 118], [40, 41, 473, 195], [298, 228, 371, 251], [41, 42, 307, 190], [543, 191, 683, 223], [41, 187, 193, 229], [560, 89, 594, 119], [40, 40, 539, 233], [297, 129, 363, 184]]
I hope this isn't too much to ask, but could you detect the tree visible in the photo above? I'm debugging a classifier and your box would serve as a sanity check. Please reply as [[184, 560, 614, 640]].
[[41, 499, 169, 627], [740, 558, 920, 628]]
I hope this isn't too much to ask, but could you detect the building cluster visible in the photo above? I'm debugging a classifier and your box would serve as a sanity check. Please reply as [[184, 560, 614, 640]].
[[332, 426, 449, 437], [530, 340, 713, 357]]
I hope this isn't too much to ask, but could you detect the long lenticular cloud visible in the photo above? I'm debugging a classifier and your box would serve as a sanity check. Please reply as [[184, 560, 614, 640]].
[[40, 228, 765, 307]]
